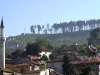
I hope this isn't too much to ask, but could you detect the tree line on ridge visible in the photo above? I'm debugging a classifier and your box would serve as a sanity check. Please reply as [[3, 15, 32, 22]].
[[30, 19, 100, 34]]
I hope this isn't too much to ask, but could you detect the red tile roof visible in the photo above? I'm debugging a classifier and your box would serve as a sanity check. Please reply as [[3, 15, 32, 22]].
[[31, 61, 41, 65], [48, 55, 81, 62], [13, 63, 32, 67], [61, 46, 77, 51], [41, 46, 51, 51], [0, 67, 12, 72], [5, 58, 12, 60], [88, 46, 97, 52], [75, 57, 100, 64], [27, 55, 40, 60]]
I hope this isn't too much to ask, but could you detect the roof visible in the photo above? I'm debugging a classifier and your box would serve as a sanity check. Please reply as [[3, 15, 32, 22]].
[[11, 58, 40, 65], [75, 57, 100, 64], [48, 55, 81, 63], [13, 63, 32, 67], [5, 58, 12, 60], [27, 55, 40, 60], [41, 46, 52, 51], [75, 43, 85, 46], [88, 46, 97, 52], [0, 67, 12, 73], [60, 46, 77, 51]]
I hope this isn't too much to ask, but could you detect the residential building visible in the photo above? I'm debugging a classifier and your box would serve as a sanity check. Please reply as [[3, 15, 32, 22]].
[[74, 56, 100, 75], [47, 55, 81, 73], [59, 46, 78, 55]]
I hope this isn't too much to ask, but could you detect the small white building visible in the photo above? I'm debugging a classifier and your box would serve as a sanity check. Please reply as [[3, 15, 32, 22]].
[[39, 47, 52, 59]]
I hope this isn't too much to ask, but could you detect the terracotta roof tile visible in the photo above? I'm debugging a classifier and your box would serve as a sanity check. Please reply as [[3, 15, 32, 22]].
[[5, 58, 12, 60], [41, 46, 51, 51], [48, 55, 81, 62], [88, 46, 97, 52], [61, 46, 77, 51], [75, 57, 100, 64], [13, 63, 32, 67], [0, 67, 12, 72], [27, 55, 40, 60]]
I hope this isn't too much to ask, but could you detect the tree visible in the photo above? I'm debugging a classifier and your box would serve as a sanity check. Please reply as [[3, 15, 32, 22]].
[[80, 66, 93, 75], [30, 25, 33, 33], [88, 27, 100, 45], [49, 51, 57, 60], [47, 43, 54, 50], [35, 36, 49, 47], [41, 54, 48, 61], [11, 49, 23, 59], [10, 66, 18, 72], [20, 66, 26, 73], [0, 68, 3, 75], [78, 46, 87, 55], [25, 43, 41, 56], [90, 27, 100, 39], [59, 44, 67, 50], [62, 54, 77, 75], [37, 25, 41, 34], [5, 52, 10, 57]]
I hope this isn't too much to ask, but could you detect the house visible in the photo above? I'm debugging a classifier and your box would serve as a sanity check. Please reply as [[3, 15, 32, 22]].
[[39, 47, 52, 59], [59, 46, 78, 56], [76, 55, 88, 60], [27, 55, 40, 61], [74, 56, 100, 75], [74, 43, 87, 48], [22, 68, 50, 75], [1, 66, 50, 75], [11, 58, 41, 71], [87, 45, 97, 55], [47, 55, 81, 73]]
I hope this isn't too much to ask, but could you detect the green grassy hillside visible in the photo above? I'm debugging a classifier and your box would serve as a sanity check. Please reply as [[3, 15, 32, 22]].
[[6, 30, 91, 47]]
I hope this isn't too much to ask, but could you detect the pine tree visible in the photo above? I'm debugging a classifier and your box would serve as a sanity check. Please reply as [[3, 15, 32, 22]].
[[62, 54, 77, 75]]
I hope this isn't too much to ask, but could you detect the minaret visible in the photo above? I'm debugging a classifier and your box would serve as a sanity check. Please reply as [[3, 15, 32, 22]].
[[0, 18, 6, 68]]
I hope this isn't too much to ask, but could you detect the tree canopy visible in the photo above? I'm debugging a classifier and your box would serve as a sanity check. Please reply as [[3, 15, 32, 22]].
[[78, 46, 87, 55], [35, 36, 49, 47], [25, 43, 41, 56], [30, 19, 100, 34], [88, 28, 100, 45]]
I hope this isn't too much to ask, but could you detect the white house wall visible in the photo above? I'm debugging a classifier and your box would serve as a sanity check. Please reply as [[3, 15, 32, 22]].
[[40, 51, 52, 58]]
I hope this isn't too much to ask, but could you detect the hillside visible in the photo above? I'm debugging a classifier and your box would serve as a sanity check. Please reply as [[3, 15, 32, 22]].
[[6, 30, 91, 47]]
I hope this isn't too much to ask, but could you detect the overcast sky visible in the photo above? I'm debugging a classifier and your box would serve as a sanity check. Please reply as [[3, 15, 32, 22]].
[[0, 0, 100, 37]]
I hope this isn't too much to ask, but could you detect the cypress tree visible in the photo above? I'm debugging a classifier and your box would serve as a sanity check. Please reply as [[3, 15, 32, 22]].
[[62, 54, 77, 75]]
